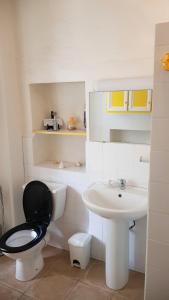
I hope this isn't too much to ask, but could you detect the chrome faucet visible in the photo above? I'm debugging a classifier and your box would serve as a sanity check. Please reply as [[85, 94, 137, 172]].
[[119, 178, 126, 190]]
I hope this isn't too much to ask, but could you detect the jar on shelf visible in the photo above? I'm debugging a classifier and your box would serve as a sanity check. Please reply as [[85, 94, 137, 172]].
[[67, 116, 77, 130]]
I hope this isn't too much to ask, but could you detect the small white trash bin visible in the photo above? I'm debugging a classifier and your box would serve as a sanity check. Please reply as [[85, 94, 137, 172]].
[[68, 233, 92, 269]]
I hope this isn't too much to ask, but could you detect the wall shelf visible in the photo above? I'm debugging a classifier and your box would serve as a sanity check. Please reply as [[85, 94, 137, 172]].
[[30, 82, 86, 165], [32, 129, 86, 137], [34, 161, 86, 173]]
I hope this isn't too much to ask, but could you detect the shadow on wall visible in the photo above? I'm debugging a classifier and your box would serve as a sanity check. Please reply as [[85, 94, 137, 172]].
[[48, 186, 90, 250], [129, 216, 147, 273], [45, 184, 147, 269]]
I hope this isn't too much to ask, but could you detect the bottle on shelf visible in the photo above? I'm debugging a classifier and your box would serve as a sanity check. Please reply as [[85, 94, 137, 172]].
[[50, 110, 58, 131], [58, 161, 64, 169], [51, 111, 55, 119], [53, 112, 58, 131], [84, 107, 86, 129], [67, 116, 77, 130]]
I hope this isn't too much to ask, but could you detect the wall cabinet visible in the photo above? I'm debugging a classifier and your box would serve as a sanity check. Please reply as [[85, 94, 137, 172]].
[[106, 89, 152, 113]]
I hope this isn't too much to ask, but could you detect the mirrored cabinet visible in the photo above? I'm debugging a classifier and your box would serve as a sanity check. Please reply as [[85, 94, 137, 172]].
[[105, 89, 152, 113], [89, 89, 152, 143]]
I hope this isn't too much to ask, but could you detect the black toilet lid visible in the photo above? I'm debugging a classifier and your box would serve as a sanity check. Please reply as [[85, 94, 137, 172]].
[[23, 181, 53, 225]]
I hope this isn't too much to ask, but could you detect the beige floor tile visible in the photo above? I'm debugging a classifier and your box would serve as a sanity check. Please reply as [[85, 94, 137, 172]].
[[0, 249, 52, 293], [82, 260, 145, 299], [110, 294, 128, 300], [82, 260, 108, 290], [25, 272, 77, 300], [44, 249, 91, 280], [19, 294, 38, 300], [0, 255, 31, 292], [65, 282, 111, 300], [0, 246, 144, 300], [42, 245, 63, 258], [0, 282, 22, 300], [119, 270, 145, 300]]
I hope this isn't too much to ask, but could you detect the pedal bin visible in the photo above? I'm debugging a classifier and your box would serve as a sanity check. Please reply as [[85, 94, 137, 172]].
[[68, 233, 92, 269]]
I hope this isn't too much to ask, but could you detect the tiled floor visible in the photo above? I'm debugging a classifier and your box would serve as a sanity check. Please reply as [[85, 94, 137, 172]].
[[0, 246, 145, 300]]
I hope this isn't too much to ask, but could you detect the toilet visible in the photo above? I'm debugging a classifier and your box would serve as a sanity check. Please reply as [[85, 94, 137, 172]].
[[0, 180, 67, 281]]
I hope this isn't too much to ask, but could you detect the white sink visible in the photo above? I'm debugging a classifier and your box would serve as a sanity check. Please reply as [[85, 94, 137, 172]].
[[83, 181, 148, 290], [83, 182, 147, 220]]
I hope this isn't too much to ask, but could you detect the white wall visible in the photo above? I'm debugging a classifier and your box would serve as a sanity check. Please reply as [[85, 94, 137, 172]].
[[24, 156, 147, 272], [86, 142, 150, 188], [0, 0, 24, 229], [16, 0, 169, 85], [86, 141, 149, 272], [2, 3, 169, 279], [12, 0, 169, 276], [23, 129, 149, 273], [145, 22, 169, 300], [14, 0, 162, 272]]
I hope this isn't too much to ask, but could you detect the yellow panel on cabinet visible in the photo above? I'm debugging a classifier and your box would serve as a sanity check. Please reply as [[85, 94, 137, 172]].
[[128, 89, 152, 112], [106, 91, 128, 112], [132, 90, 147, 107], [110, 91, 124, 107]]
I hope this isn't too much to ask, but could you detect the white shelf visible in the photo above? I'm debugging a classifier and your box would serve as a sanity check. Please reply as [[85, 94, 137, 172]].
[[34, 161, 86, 173]]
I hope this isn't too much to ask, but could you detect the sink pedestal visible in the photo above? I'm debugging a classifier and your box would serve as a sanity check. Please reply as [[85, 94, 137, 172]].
[[83, 182, 147, 290], [105, 219, 129, 290]]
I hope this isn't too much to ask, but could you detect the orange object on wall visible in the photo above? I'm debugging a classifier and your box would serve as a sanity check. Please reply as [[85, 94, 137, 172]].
[[161, 52, 169, 71]]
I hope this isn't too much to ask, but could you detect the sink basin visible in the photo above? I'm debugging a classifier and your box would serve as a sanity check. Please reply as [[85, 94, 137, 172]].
[[83, 181, 148, 290], [83, 182, 147, 220]]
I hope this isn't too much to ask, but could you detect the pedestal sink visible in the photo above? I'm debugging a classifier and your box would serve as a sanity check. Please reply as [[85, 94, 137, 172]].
[[83, 181, 148, 290]]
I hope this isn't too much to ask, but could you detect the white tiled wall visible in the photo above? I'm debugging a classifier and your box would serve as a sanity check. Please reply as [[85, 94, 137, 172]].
[[23, 160, 106, 261], [23, 136, 149, 271], [86, 141, 150, 188], [86, 141, 149, 271], [145, 22, 169, 300]]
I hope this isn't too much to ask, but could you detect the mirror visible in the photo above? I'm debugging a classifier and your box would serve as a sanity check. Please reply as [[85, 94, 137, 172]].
[[89, 91, 151, 144]]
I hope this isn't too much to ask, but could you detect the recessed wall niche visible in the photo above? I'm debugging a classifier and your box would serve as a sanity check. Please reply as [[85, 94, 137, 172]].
[[30, 81, 86, 169], [110, 129, 150, 144]]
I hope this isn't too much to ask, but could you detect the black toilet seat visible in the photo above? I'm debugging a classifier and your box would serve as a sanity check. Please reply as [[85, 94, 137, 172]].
[[0, 180, 53, 254], [0, 222, 47, 253]]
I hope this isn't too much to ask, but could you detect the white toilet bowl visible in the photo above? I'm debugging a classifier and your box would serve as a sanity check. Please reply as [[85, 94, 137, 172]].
[[5, 230, 47, 281], [0, 180, 67, 281]]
